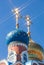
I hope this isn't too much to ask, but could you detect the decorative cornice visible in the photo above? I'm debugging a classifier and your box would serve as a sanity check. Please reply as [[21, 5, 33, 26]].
[[8, 41, 28, 49]]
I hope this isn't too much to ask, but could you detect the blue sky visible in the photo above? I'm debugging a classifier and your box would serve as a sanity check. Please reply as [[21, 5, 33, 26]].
[[0, 0, 44, 60]]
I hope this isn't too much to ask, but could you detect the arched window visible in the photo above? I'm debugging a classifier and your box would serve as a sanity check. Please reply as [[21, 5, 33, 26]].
[[32, 61, 39, 65], [21, 51, 28, 64], [7, 51, 17, 63]]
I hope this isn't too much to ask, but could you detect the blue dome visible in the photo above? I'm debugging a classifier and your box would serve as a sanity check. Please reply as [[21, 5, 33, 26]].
[[6, 30, 29, 46]]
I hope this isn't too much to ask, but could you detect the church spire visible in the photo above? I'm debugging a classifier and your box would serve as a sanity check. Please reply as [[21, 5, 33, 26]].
[[25, 15, 31, 37], [25, 15, 32, 43], [12, 8, 20, 29]]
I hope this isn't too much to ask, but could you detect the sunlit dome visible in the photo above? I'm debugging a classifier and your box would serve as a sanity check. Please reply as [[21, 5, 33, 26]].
[[28, 39, 44, 61], [6, 29, 29, 46]]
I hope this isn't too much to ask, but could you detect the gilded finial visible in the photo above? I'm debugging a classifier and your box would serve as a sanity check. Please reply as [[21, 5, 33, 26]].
[[12, 8, 20, 29], [25, 15, 31, 37]]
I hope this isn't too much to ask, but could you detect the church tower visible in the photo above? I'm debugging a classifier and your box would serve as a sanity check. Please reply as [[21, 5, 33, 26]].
[[0, 7, 44, 65]]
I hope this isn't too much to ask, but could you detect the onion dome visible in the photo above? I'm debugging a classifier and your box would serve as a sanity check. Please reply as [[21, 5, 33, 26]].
[[6, 29, 29, 46], [28, 39, 44, 61]]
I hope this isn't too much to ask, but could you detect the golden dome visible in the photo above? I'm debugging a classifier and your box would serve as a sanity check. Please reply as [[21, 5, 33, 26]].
[[28, 39, 44, 61]]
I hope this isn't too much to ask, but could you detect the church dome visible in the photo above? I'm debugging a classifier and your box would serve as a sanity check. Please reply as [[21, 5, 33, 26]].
[[28, 39, 44, 61], [6, 29, 29, 46]]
